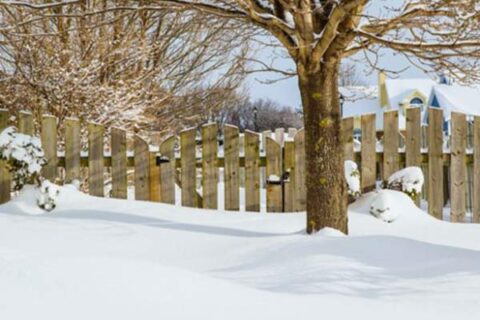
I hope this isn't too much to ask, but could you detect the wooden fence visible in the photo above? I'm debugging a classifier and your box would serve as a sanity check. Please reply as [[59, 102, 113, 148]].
[[0, 107, 479, 223]]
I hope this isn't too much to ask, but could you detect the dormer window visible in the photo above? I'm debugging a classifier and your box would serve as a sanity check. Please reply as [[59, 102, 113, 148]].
[[410, 97, 424, 106]]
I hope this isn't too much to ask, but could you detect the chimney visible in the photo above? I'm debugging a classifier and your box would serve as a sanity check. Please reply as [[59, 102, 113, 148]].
[[379, 71, 389, 108]]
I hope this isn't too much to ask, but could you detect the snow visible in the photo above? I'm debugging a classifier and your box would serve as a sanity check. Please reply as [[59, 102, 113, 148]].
[[428, 84, 480, 120], [344, 160, 360, 196], [1, 186, 480, 319], [387, 166, 424, 196], [369, 191, 399, 223]]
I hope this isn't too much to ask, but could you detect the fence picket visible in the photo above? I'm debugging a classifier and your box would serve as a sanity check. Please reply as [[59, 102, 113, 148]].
[[134, 135, 150, 201], [383, 110, 399, 180], [275, 128, 285, 146], [0, 109, 10, 204], [284, 140, 295, 212], [88, 123, 104, 197], [244, 130, 260, 212], [159, 136, 176, 204], [451, 112, 467, 222], [202, 123, 218, 209], [65, 118, 81, 183], [180, 128, 197, 208], [428, 108, 444, 219], [41, 115, 58, 181], [341, 117, 354, 161], [406, 107, 422, 206], [294, 129, 306, 212], [149, 152, 161, 202], [361, 114, 376, 192], [18, 111, 34, 135], [111, 127, 127, 199], [266, 137, 282, 212], [474, 116, 480, 223], [224, 125, 240, 211]]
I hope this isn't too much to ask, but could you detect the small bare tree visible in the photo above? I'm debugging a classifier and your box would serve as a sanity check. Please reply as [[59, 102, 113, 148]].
[[3, 1, 480, 234]]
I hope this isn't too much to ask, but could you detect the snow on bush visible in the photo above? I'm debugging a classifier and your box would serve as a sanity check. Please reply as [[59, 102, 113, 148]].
[[37, 180, 60, 212], [0, 126, 46, 190], [386, 167, 424, 201], [370, 192, 399, 223], [344, 160, 361, 197]]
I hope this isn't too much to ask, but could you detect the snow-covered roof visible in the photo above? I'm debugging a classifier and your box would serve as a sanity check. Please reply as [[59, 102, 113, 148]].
[[385, 78, 436, 109], [428, 84, 480, 120]]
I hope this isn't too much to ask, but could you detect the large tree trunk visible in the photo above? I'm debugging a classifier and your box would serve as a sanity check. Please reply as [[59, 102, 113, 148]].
[[298, 61, 348, 234]]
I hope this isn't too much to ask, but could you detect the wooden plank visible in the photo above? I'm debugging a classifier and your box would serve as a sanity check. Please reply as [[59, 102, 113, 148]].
[[180, 128, 197, 208], [428, 108, 444, 219], [450, 112, 467, 222], [406, 107, 422, 206], [266, 137, 283, 212], [111, 127, 127, 199], [202, 123, 218, 209], [0, 109, 10, 204], [134, 135, 150, 201], [261, 130, 271, 152], [88, 123, 104, 197], [284, 140, 295, 212], [159, 136, 176, 204], [149, 152, 161, 202], [474, 116, 480, 223], [275, 128, 285, 146], [383, 111, 399, 180], [41, 115, 58, 181], [18, 111, 34, 135], [341, 117, 354, 161], [361, 114, 376, 192], [65, 118, 81, 183], [294, 129, 306, 212], [244, 130, 260, 212], [224, 124, 240, 211]]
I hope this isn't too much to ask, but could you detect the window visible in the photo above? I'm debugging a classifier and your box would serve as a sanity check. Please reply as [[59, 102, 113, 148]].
[[410, 97, 424, 106]]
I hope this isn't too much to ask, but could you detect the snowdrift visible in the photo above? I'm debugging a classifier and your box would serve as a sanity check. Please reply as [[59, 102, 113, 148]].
[[1, 186, 480, 320]]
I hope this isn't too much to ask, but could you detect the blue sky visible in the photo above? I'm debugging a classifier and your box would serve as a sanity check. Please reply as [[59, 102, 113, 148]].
[[247, 1, 431, 108]]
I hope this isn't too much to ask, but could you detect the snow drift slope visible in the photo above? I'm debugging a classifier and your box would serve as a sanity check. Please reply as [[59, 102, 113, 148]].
[[1, 186, 480, 320]]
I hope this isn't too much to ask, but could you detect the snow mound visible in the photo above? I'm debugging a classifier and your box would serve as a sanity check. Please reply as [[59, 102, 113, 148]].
[[387, 167, 424, 198], [370, 191, 399, 223], [344, 160, 360, 197], [316, 227, 346, 237]]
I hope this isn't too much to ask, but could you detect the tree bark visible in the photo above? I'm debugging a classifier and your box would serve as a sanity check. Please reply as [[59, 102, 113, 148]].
[[298, 61, 348, 234]]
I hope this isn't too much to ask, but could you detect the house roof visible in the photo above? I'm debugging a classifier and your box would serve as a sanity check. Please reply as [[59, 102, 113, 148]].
[[385, 78, 436, 109], [428, 84, 480, 120]]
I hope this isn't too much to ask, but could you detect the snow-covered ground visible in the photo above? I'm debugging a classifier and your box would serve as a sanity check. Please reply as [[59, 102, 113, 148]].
[[1, 186, 480, 319]]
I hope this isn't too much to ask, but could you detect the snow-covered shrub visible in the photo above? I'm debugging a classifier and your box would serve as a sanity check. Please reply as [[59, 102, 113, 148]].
[[386, 167, 424, 201], [345, 160, 361, 197], [37, 180, 60, 212], [0, 126, 47, 191], [370, 192, 399, 223]]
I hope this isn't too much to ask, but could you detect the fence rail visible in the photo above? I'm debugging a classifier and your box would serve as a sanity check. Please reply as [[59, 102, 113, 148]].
[[0, 108, 480, 223]]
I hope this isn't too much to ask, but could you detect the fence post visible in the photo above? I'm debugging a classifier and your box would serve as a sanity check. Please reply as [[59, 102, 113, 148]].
[[266, 137, 282, 212], [361, 114, 376, 192], [88, 123, 105, 197], [180, 128, 197, 208], [383, 110, 399, 180], [202, 123, 218, 209], [428, 108, 444, 219], [244, 130, 260, 212], [0, 109, 10, 204], [149, 151, 161, 202], [451, 112, 466, 222], [111, 127, 127, 199], [224, 124, 240, 211], [474, 116, 480, 223], [65, 118, 81, 183], [294, 129, 306, 212], [341, 117, 354, 161], [134, 135, 150, 201], [275, 128, 285, 147], [18, 111, 34, 135], [41, 115, 58, 181], [159, 136, 176, 204]]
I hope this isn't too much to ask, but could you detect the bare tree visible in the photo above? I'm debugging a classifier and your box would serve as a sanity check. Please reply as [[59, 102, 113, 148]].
[[2, 1, 480, 234], [0, 1, 253, 133]]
